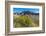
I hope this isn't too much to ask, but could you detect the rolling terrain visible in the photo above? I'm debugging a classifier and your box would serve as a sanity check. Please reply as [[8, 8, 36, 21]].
[[13, 11, 39, 27]]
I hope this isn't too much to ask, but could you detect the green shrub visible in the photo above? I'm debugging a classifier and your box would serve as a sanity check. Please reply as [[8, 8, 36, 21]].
[[14, 15, 33, 27]]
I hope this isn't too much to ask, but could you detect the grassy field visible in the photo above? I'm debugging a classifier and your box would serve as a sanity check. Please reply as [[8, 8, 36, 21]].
[[13, 15, 39, 28]]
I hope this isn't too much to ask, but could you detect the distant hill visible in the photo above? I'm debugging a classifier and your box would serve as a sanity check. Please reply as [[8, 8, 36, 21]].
[[14, 11, 39, 15], [20, 11, 39, 15]]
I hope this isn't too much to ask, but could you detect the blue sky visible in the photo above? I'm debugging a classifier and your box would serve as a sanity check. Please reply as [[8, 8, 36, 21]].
[[13, 8, 39, 13]]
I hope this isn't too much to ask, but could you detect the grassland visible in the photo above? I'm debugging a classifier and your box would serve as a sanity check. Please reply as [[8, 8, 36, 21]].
[[13, 15, 39, 28]]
